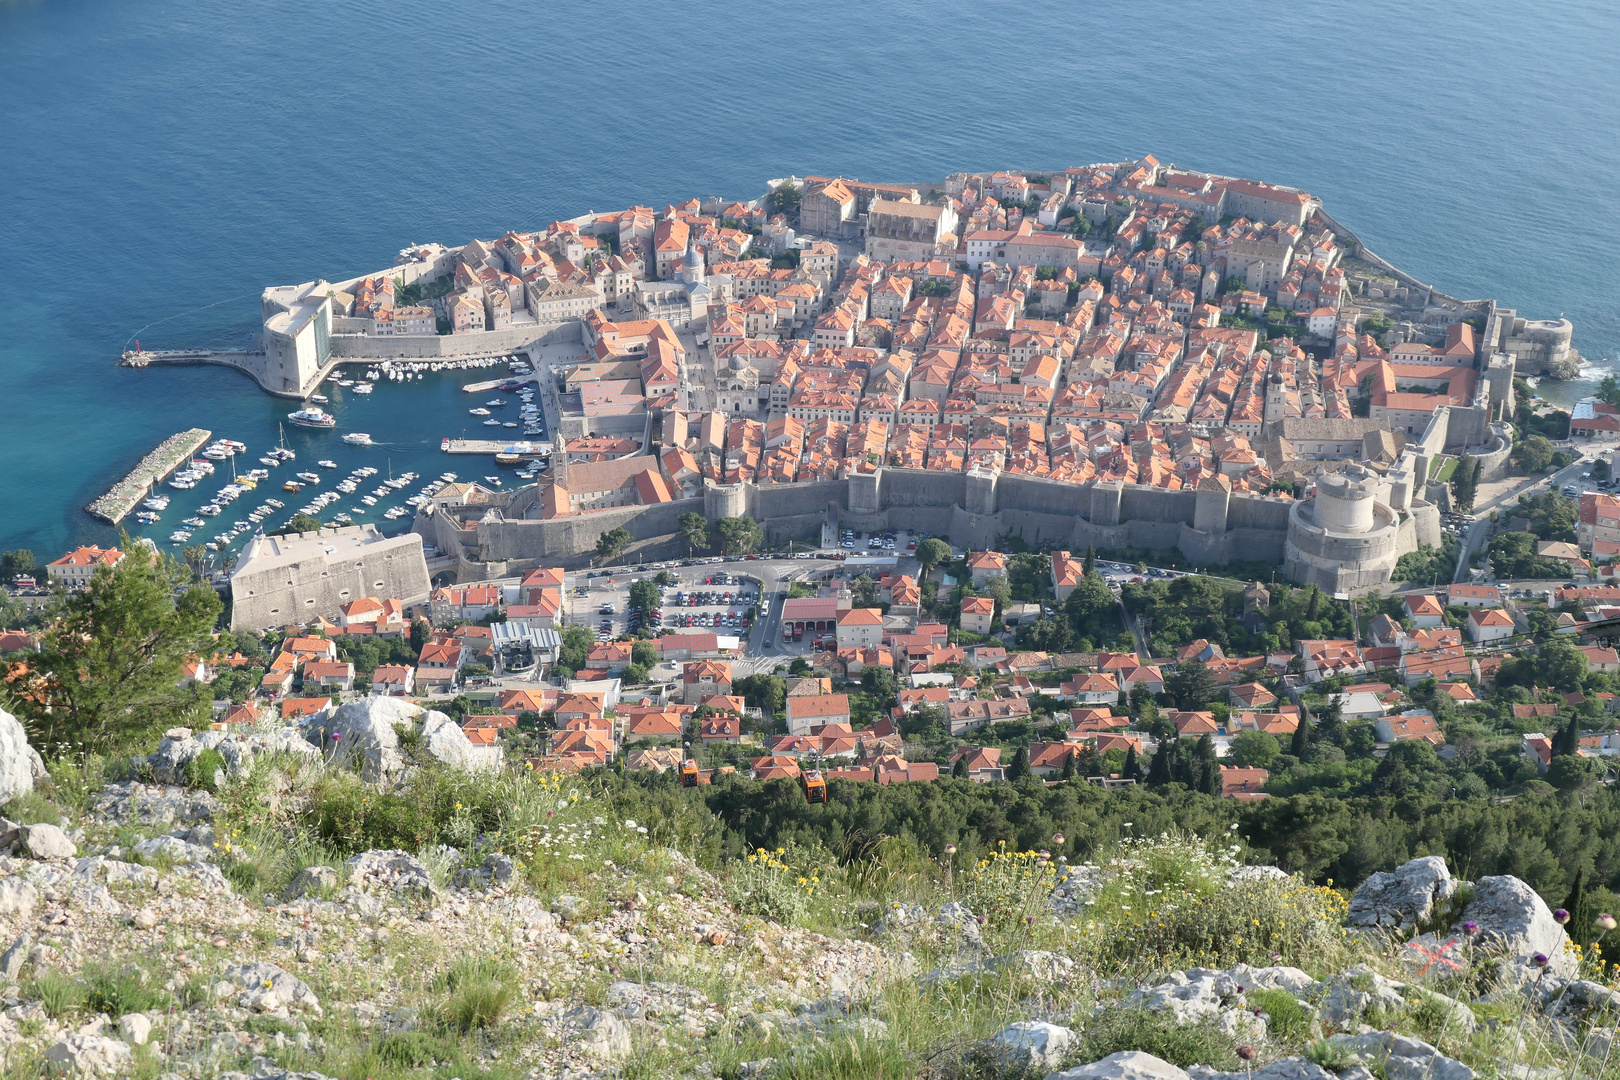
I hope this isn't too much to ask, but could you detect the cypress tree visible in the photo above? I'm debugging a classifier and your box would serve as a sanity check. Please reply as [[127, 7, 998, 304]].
[[1061, 752, 1077, 781], [1146, 741, 1174, 786], [1564, 866, 1590, 943], [1290, 711, 1311, 757], [1007, 745, 1031, 782], [1122, 745, 1141, 782], [952, 755, 968, 779], [1084, 544, 1097, 575]]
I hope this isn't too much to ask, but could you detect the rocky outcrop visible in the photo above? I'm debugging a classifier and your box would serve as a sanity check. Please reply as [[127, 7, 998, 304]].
[[0, 708, 46, 807], [42, 1034, 133, 1076], [1454, 874, 1577, 979], [304, 698, 500, 783], [1346, 856, 1456, 932], [345, 849, 438, 897], [980, 1020, 1077, 1074], [1052, 1051, 1191, 1080], [143, 725, 319, 785]]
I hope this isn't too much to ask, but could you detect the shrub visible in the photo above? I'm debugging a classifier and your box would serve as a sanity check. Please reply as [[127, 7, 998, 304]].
[[954, 844, 1062, 935], [1305, 1039, 1356, 1071], [29, 971, 83, 1019], [1071, 1008, 1240, 1069], [377, 1031, 439, 1068], [82, 963, 166, 1016], [724, 845, 818, 925], [1247, 987, 1311, 1043], [436, 957, 518, 1032], [183, 747, 227, 792]]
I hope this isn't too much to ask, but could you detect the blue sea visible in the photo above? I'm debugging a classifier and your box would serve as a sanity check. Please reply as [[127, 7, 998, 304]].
[[2, 0, 1617, 559]]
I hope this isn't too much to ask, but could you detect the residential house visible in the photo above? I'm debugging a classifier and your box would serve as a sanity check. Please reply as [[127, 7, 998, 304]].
[[950, 746, 1003, 783], [835, 607, 885, 649], [46, 546, 123, 589], [1466, 608, 1515, 644], [1445, 584, 1502, 608], [785, 693, 851, 736], [968, 550, 1007, 586], [1403, 594, 1445, 627], [1050, 550, 1084, 602], [945, 697, 1030, 736], [1228, 681, 1277, 710], [303, 659, 355, 693], [1375, 709, 1445, 747], [960, 595, 996, 635], [371, 664, 415, 696], [1065, 672, 1121, 705], [682, 660, 732, 705], [1220, 766, 1270, 800]]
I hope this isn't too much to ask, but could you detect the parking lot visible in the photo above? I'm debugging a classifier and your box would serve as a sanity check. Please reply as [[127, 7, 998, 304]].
[[570, 563, 761, 642]]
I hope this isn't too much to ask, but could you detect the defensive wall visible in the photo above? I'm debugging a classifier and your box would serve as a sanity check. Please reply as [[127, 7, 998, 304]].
[[419, 465, 1341, 582], [328, 319, 583, 361]]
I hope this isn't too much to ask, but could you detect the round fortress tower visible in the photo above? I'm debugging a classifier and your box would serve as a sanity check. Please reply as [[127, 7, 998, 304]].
[[1313, 468, 1377, 533], [1283, 464, 1402, 593]]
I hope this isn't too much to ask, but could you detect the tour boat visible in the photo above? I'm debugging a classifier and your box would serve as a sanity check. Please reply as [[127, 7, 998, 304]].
[[440, 438, 451, 452], [287, 407, 336, 429], [342, 433, 373, 446], [308, 393, 328, 404]]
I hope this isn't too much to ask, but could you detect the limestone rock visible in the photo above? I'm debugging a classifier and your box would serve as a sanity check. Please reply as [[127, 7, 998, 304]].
[[90, 781, 219, 827], [0, 878, 36, 917], [603, 979, 711, 1021], [1454, 875, 1576, 979], [1327, 1032, 1472, 1080], [345, 849, 437, 897], [981, 1020, 1077, 1074], [308, 698, 499, 783], [1191, 1059, 1336, 1080], [116, 1012, 152, 1045], [1316, 967, 1409, 1027], [1346, 856, 1456, 932], [1125, 970, 1234, 1023], [566, 1004, 632, 1060], [0, 708, 45, 807], [284, 865, 339, 900], [144, 725, 319, 786], [42, 1034, 134, 1076], [1225, 963, 1317, 994], [0, 932, 31, 981], [1050, 1051, 1190, 1080], [221, 961, 321, 1014], [923, 949, 1076, 988], [873, 899, 986, 956], [23, 822, 77, 860], [132, 834, 212, 865]]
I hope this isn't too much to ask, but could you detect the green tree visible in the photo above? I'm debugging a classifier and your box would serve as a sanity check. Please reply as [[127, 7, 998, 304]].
[[1006, 745, 1031, 783], [765, 181, 802, 217], [678, 512, 711, 555], [409, 617, 432, 652], [1548, 754, 1601, 798], [1513, 434, 1555, 474], [628, 579, 661, 614], [916, 538, 951, 576], [554, 625, 593, 678], [180, 545, 209, 577], [595, 526, 633, 565], [275, 513, 323, 535], [714, 517, 763, 555], [631, 640, 658, 668], [1229, 730, 1281, 769], [623, 662, 649, 685], [952, 755, 969, 778], [0, 550, 35, 583], [1598, 373, 1620, 407], [1084, 544, 1097, 575], [1166, 660, 1217, 710], [21, 542, 222, 748]]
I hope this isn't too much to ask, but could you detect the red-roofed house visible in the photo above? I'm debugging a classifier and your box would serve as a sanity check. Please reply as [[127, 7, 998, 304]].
[[960, 595, 996, 635], [967, 550, 1006, 586], [1375, 710, 1445, 747], [1050, 551, 1084, 602], [1220, 766, 1270, 800], [46, 546, 123, 589], [786, 693, 850, 735], [625, 712, 684, 743], [371, 664, 414, 696], [1467, 608, 1515, 644], [303, 659, 355, 692], [682, 660, 732, 705], [835, 607, 884, 648], [1403, 594, 1445, 627]]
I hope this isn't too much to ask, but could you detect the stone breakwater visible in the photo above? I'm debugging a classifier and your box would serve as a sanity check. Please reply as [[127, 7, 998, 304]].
[[83, 428, 211, 525]]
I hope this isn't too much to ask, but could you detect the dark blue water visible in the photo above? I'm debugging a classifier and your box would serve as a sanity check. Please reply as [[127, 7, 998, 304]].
[[3, 0, 1617, 558]]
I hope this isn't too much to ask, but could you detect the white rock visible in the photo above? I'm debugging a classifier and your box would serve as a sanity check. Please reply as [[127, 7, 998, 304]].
[[42, 1034, 134, 1076], [567, 1005, 632, 1060], [1347, 856, 1456, 932], [117, 1012, 152, 1045], [0, 708, 45, 807], [0, 878, 36, 917], [221, 961, 322, 1014], [23, 822, 77, 860], [310, 698, 499, 782], [346, 850, 437, 897], [132, 835, 212, 864], [1050, 1051, 1191, 1080], [1455, 875, 1577, 979], [984, 1020, 1076, 1073]]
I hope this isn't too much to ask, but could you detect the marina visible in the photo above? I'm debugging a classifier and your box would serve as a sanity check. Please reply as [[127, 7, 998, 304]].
[[83, 428, 212, 525]]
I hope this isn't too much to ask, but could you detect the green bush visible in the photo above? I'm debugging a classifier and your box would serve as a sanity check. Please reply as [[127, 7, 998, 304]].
[[724, 846, 817, 925], [29, 971, 83, 1019], [183, 747, 227, 792], [82, 963, 167, 1016], [436, 956, 518, 1032], [1071, 1008, 1240, 1069], [376, 1031, 439, 1068], [1248, 987, 1310, 1042], [1305, 1039, 1356, 1071]]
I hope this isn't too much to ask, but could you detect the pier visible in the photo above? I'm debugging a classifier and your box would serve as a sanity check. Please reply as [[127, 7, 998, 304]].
[[461, 375, 537, 394], [85, 428, 213, 525], [441, 439, 550, 456]]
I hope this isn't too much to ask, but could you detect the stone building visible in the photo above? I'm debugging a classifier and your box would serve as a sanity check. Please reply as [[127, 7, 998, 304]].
[[228, 525, 430, 631]]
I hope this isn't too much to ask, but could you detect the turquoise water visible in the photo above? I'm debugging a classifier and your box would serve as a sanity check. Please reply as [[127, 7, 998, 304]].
[[2, 0, 1617, 557]]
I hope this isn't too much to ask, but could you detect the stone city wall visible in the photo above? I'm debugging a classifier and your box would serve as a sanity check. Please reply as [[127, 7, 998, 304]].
[[329, 320, 583, 361]]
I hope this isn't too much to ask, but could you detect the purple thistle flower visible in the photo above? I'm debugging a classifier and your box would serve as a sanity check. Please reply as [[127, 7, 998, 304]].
[[1554, 908, 1571, 925], [1237, 1046, 1256, 1062], [1461, 921, 1479, 935], [1533, 952, 1549, 968]]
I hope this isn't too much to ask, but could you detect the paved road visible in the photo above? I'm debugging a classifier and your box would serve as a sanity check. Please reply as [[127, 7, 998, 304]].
[[1454, 456, 1594, 584]]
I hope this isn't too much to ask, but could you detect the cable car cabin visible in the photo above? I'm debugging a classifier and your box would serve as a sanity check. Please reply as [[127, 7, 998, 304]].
[[801, 769, 828, 804], [680, 760, 702, 788]]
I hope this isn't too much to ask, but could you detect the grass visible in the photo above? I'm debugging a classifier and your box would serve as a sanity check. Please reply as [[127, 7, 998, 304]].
[[81, 962, 168, 1016], [1432, 456, 1459, 482], [436, 957, 519, 1033]]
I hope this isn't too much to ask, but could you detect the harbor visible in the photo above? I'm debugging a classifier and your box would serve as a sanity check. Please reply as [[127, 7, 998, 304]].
[[84, 428, 212, 525]]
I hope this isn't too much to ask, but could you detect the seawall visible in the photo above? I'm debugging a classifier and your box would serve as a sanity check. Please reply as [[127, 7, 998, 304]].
[[85, 428, 213, 525]]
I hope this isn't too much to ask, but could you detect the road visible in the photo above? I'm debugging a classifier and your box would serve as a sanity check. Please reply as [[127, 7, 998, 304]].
[[1453, 456, 1594, 584]]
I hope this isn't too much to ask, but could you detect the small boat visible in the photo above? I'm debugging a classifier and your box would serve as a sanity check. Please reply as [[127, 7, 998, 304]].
[[183, 517, 205, 528], [296, 472, 321, 484], [309, 393, 328, 404], [353, 383, 373, 395], [135, 511, 161, 525], [486, 399, 507, 407], [169, 478, 195, 490], [503, 422, 518, 428], [142, 495, 171, 511], [483, 418, 502, 426], [361, 495, 377, 506], [469, 408, 491, 417], [318, 459, 337, 469], [283, 481, 302, 492], [441, 438, 451, 452], [342, 433, 373, 446], [287, 407, 336, 429]]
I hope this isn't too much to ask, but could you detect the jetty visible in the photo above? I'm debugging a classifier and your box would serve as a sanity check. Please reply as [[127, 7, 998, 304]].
[[441, 438, 550, 456], [461, 376, 536, 394], [85, 428, 212, 525]]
